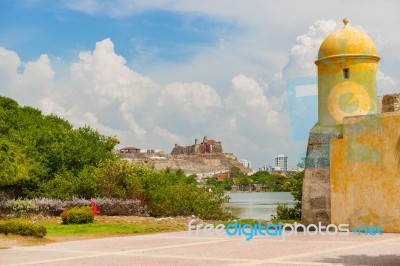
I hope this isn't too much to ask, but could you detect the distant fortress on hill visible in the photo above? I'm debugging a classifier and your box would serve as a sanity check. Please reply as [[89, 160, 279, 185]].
[[117, 136, 252, 177], [171, 136, 223, 155]]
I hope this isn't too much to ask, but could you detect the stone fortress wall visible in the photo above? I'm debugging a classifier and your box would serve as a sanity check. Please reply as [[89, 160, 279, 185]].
[[118, 137, 250, 177], [302, 95, 400, 226], [171, 136, 223, 155], [302, 18, 400, 232]]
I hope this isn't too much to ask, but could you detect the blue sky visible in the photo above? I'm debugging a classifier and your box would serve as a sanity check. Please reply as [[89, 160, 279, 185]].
[[0, 1, 234, 63], [0, 0, 399, 168]]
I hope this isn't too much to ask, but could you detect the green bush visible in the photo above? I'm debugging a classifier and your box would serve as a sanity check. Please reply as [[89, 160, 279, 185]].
[[95, 161, 229, 220], [40, 171, 78, 200], [273, 203, 301, 221], [61, 206, 94, 224], [148, 184, 228, 219], [274, 170, 304, 220], [8, 199, 39, 217], [284, 171, 304, 202], [0, 219, 47, 238], [223, 183, 232, 191]]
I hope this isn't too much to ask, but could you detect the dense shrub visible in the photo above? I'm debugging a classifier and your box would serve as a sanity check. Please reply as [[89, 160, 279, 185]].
[[61, 206, 94, 224], [40, 171, 78, 200], [0, 219, 47, 238], [0, 198, 148, 217], [274, 171, 304, 220], [7, 199, 39, 217], [147, 180, 229, 219], [273, 203, 301, 220], [0, 200, 8, 216], [94, 162, 230, 220], [63, 198, 91, 209], [93, 198, 146, 216], [32, 198, 66, 216], [284, 171, 304, 202]]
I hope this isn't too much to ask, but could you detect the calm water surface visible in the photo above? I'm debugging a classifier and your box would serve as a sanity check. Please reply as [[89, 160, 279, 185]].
[[223, 192, 294, 220]]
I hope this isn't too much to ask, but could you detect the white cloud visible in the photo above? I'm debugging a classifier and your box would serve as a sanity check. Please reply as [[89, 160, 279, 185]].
[[225, 75, 279, 128], [17, 54, 54, 95], [377, 70, 399, 96], [69, 38, 164, 138], [0, 48, 20, 85], [284, 19, 337, 78], [158, 82, 222, 121], [71, 38, 160, 105]]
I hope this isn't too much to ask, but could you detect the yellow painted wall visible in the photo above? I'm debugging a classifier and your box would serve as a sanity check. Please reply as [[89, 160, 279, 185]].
[[330, 112, 400, 232]]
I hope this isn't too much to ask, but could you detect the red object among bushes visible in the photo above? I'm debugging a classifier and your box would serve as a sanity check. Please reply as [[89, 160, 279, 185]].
[[90, 199, 100, 215]]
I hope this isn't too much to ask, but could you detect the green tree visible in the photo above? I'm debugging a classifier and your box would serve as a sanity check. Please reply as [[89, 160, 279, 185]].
[[0, 95, 118, 198], [284, 171, 304, 202], [94, 161, 229, 219], [229, 165, 244, 179], [250, 171, 287, 191], [274, 170, 304, 220], [297, 157, 306, 169]]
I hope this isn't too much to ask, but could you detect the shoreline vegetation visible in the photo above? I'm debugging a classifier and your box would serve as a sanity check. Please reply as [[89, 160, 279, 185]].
[[206, 165, 289, 192]]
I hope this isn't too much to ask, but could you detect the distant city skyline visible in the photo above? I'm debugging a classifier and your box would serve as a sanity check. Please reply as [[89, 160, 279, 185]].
[[1, 1, 399, 168]]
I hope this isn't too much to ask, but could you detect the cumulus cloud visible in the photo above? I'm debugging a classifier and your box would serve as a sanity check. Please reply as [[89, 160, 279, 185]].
[[284, 19, 337, 78], [69, 38, 164, 138], [0, 48, 54, 107], [377, 70, 399, 96], [158, 82, 222, 121], [0, 48, 20, 88], [225, 75, 279, 128]]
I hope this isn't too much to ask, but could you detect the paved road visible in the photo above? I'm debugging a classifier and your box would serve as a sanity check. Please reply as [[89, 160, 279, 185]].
[[1, 230, 400, 265]]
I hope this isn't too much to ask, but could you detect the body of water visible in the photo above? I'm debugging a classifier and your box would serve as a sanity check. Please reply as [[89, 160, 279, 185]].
[[223, 192, 295, 220]]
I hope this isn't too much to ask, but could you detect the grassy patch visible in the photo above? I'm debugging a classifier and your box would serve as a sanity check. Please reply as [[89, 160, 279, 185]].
[[0, 216, 191, 247], [43, 221, 183, 236], [36, 216, 188, 237]]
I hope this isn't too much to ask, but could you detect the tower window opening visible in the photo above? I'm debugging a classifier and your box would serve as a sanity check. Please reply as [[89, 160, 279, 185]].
[[343, 68, 350, 79]]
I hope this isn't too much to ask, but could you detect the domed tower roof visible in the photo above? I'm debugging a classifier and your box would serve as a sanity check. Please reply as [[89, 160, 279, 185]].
[[316, 18, 380, 63]]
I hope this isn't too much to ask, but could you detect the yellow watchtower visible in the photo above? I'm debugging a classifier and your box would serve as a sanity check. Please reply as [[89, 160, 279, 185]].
[[315, 18, 380, 127]]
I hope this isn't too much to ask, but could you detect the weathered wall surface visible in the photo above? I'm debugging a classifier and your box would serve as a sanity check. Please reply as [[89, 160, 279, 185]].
[[330, 112, 400, 232], [303, 94, 400, 227], [380, 93, 400, 113], [302, 127, 341, 225]]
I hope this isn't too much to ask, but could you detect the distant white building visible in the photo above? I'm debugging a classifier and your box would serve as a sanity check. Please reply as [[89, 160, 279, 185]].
[[260, 164, 274, 172], [274, 154, 288, 171], [239, 159, 251, 168]]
